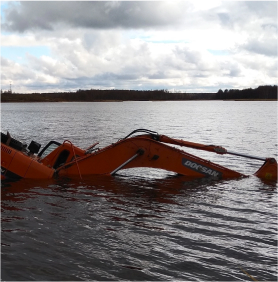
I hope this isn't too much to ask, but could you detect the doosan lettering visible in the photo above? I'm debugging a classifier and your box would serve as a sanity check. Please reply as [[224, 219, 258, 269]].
[[183, 159, 220, 177]]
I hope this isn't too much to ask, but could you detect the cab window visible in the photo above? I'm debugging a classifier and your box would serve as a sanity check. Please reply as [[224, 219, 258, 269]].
[[38, 141, 61, 159]]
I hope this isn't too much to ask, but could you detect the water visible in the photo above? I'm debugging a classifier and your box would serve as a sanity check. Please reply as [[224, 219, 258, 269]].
[[1, 101, 277, 281]]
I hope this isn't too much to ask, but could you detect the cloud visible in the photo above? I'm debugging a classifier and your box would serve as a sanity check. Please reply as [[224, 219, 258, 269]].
[[244, 1, 277, 18], [240, 21, 278, 57], [3, 1, 187, 32], [1, 56, 36, 89], [244, 39, 277, 57], [1, 1, 277, 93]]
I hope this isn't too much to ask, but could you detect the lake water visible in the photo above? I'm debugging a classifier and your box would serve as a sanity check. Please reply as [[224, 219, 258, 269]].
[[1, 101, 277, 281]]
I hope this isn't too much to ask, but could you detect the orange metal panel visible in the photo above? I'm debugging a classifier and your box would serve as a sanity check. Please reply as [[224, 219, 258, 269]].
[[1, 143, 54, 179], [1, 144, 16, 169], [254, 158, 277, 181], [5, 151, 32, 178], [58, 137, 244, 179], [24, 160, 54, 179]]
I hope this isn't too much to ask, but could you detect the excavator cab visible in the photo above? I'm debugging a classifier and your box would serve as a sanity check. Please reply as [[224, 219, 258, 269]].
[[38, 141, 61, 159]]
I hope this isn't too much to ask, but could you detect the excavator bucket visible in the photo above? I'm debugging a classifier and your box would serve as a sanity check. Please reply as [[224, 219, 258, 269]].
[[254, 158, 277, 181]]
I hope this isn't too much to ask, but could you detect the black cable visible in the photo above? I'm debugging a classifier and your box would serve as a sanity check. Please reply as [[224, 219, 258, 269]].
[[121, 129, 159, 140]]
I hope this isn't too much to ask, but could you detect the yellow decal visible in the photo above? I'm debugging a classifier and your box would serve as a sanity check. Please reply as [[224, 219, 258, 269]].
[[265, 173, 272, 180]]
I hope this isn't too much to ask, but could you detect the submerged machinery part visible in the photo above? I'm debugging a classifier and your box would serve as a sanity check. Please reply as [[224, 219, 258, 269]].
[[1, 132, 27, 152]]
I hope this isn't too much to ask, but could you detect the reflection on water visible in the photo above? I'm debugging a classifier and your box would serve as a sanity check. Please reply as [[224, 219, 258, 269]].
[[1, 101, 277, 281], [2, 173, 277, 281]]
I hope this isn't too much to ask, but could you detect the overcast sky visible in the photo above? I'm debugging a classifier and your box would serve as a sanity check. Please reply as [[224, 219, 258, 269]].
[[1, 1, 277, 93]]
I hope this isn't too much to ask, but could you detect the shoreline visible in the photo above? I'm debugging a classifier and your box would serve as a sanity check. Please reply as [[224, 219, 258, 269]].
[[1, 99, 277, 103], [1, 86, 277, 102]]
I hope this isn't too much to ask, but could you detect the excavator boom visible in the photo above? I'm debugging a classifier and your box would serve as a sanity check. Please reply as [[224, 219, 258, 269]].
[[1, 129, 277, 181], [56, 130, 277, 181], [57, 135, 244, 179]]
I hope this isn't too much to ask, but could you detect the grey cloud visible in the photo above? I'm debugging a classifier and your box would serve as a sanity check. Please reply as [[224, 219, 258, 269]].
[[148, 70, 169, 79], [173, 46, 218, 72], [244, 39, 277, 57], [203, 1, 277, 31], [94, 72, 139, 82], [226, 64, 241, 77], [1, 56, 10, 67], [267, 63, 278, 78], [1, 56, 35, 85], [262, 23, 277, 32], [229, 67, 241, 77], [217, 13, 233, 28], [244, 1, 277, 18], [3, 1, 186, 32], [64, 73, 140, 89], [173, 46, 199, 68]]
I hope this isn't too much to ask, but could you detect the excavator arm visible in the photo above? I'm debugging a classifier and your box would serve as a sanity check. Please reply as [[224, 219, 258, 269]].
[[157, 134, 277, 181], [124, 129, 266, 160], [2, 129, 276, 181], [58, 129, 276, 181], [157, 134, 227, 154], [57, 135, 243, 179], [56, 129, 277, 181]]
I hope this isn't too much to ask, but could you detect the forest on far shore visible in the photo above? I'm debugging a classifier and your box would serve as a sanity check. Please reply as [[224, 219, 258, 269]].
[[1, 85, 277, 102]]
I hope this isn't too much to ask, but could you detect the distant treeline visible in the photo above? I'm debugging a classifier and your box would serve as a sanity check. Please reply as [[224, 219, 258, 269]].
[[1, 85, 277, 102], [215, 85, 277, 100]]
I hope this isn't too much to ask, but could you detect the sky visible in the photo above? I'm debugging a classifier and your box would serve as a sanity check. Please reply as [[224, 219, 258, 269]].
[[1, 1, 277, 93]]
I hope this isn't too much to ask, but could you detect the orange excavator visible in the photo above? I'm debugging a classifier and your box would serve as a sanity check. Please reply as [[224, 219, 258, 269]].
[[1, 129, 277, 182]]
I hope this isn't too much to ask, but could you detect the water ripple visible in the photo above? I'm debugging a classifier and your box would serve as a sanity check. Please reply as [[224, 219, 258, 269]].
[[1, 101, 277, 281]]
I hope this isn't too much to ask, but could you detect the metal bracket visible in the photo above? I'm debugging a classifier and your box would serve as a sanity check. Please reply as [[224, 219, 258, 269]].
[[110, 148, 144, 175]]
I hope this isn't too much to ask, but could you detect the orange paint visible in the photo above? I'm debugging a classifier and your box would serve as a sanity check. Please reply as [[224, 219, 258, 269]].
[[1, 130, 277, 182]]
